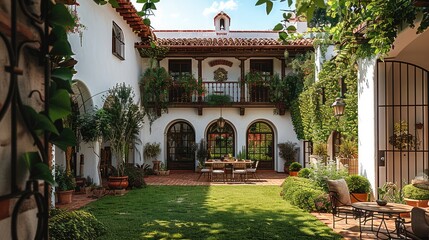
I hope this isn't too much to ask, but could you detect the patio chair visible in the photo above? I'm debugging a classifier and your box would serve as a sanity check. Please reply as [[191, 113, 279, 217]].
[[233, 162, 247, 182], [197, 163, 212, 181], [327, 179, 368, 228], [211, 163, 226, 183], [397, 207, 429, 240], [246, 161, 260, 180]]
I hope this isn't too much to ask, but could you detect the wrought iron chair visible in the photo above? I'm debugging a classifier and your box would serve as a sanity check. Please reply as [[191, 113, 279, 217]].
[[397, 207, 429, 240], [327, 179, 369, 228], [232, 162, 247, 182], [246, 161, 260, 180], [211, 163, 226, 183], [197, 163, 212, 181]]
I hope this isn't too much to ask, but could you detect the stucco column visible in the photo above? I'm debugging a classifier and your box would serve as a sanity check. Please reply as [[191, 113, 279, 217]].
[[238, 57, 247, 102], [195, 57, 205, 103], [358, 57, 378, 195]]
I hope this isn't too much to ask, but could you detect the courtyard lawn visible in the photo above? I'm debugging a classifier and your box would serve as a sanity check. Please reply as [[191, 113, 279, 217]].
[[84, 186, 341, 240]]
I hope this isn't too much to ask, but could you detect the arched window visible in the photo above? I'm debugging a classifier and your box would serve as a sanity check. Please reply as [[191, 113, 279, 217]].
[[247, 122, 274, 170], [207, 122, 234, 158], [167, 122, 196, 170], [220, 18, 225, 30]]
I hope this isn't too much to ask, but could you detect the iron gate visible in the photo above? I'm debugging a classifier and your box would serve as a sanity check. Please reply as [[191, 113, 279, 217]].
[[376, 60, 429, 188]]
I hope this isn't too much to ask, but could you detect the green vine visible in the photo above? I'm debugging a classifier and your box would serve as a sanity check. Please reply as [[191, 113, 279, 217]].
[[140, 67, 172, 129]]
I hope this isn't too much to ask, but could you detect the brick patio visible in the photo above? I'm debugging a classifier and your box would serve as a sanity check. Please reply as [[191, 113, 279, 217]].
[[58, 171, 406, 240]]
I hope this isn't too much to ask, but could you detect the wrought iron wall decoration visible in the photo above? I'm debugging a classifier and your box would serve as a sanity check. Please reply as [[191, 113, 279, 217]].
[[0, 0, 51, 239], [214, 67, 228, 82]]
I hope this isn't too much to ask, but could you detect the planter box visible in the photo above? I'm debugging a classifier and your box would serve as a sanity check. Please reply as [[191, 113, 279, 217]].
[[404, 198, 429, 207], [158, 170, 170, 176], [57, 190, 74, 204], [108, 176, 129, 189], [350, 193, 368, 203]]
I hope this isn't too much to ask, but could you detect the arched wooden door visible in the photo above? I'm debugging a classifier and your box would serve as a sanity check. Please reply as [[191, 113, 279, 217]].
[[167, 122, 196, 170]]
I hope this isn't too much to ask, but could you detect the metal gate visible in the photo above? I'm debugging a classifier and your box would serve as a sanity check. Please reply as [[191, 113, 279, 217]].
[[376, 60, 429, 188]]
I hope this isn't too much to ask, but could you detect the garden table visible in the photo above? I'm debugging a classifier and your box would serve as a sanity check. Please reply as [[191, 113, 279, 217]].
[[352, 202, 413, 239], [205, 160, 253, 181]]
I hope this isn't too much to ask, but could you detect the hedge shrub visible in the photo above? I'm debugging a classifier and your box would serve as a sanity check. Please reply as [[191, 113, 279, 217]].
[[403, 184, 429, 200], [298, 168, 312, 178], [281, 177, 325, 212], [49, 209, 106, 240]]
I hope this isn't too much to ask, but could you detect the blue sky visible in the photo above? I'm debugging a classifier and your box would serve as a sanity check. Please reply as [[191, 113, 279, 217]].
[[131, 0, 293, 30]]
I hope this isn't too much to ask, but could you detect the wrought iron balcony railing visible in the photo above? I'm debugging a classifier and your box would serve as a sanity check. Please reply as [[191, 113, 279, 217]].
[[168, 81, 271, 104]]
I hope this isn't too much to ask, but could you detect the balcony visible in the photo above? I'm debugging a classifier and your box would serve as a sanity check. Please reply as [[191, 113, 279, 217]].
[[168, 81, 273, 105]]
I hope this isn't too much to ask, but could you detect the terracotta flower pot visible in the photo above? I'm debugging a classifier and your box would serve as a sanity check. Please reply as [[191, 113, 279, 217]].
[[289, 171, 298, 177], [108, 176, 129, 189], [350, 193, 369, 203], [57, 190, 74, 204]]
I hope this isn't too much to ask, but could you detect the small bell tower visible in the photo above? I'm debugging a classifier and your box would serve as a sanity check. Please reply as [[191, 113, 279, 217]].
[[214, 11, 230, 35]]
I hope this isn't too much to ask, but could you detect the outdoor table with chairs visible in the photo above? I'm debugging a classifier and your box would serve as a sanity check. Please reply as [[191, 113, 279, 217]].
[[352, 201, 413, 239], [198, 159, 258, 182]]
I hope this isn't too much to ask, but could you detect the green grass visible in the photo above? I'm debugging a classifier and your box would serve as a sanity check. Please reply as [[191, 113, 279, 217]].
[[84, 186, 341, 240]]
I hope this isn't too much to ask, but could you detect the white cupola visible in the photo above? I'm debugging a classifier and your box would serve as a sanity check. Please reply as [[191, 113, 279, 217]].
[[214, 11, 230, 34]]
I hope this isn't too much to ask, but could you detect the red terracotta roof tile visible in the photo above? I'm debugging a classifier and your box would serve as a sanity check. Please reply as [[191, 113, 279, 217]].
[[154, 38, 312, 47], [114, 0, 151, 38]]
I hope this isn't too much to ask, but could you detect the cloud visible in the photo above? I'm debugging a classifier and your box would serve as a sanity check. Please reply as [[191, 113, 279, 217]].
[[203, 0, 238, 16]]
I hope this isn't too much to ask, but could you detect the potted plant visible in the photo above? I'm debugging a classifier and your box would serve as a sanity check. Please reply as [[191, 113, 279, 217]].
[[288, 162, 302, 177], [402, 184, 429, 207], [245, 71, 269, 102], [278, 141, 298, 173], [345, 175, 371, 203], [311, 142, 328, 164], [389, 121, 419, 150], [158, 163, 170, 176], [195, 139, 208, 172], [55, 165, 76, 204], [337, 138, 358, 175], [104, 83, 145, 190], [144, 142, 161, 174], [268, 74, 287, 114], [140, 67, 172, 124], [176, 73, 204, 102]]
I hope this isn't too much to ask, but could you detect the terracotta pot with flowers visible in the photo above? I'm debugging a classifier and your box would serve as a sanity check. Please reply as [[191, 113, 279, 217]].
[[55, 165, 76, 204], [278, 141, 298, 173], [345, 175, 371, 203], [403, 184, 429, 207], [144, 142, 161, 174], [288, 162, 302, 177], [104, 84, 144, 190]]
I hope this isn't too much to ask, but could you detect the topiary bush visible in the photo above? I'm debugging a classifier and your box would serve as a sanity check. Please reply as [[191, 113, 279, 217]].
[[402, 184, 429, 200], [281, 177, 325, 212], [289, 162, 302, 171], [49, 209, 106, 240], [345, 175, 371, 193], [298, 168, 312, 178]]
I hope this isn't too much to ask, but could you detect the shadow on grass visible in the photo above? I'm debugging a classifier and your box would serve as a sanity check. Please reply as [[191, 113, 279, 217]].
[[84, 186, 341, 240]]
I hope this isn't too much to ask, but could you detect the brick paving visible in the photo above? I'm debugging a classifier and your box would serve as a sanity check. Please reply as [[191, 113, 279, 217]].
[[57, 171, 408, 239]]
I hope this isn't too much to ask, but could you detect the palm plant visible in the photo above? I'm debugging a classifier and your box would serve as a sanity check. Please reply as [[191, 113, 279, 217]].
[[103, 83, 144, 177]]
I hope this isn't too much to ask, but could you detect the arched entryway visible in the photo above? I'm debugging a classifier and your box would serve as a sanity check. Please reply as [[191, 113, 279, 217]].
[[247, 121, 274, 170], [207, 122, 235, 158], [166, 121, 196, 170]]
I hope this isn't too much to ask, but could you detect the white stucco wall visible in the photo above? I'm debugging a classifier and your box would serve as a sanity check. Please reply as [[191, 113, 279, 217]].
[[62, 1, 143, 185], [315, 45, 335, 82], [357, 57, 378, 194], [141, 108, 298, 172]]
